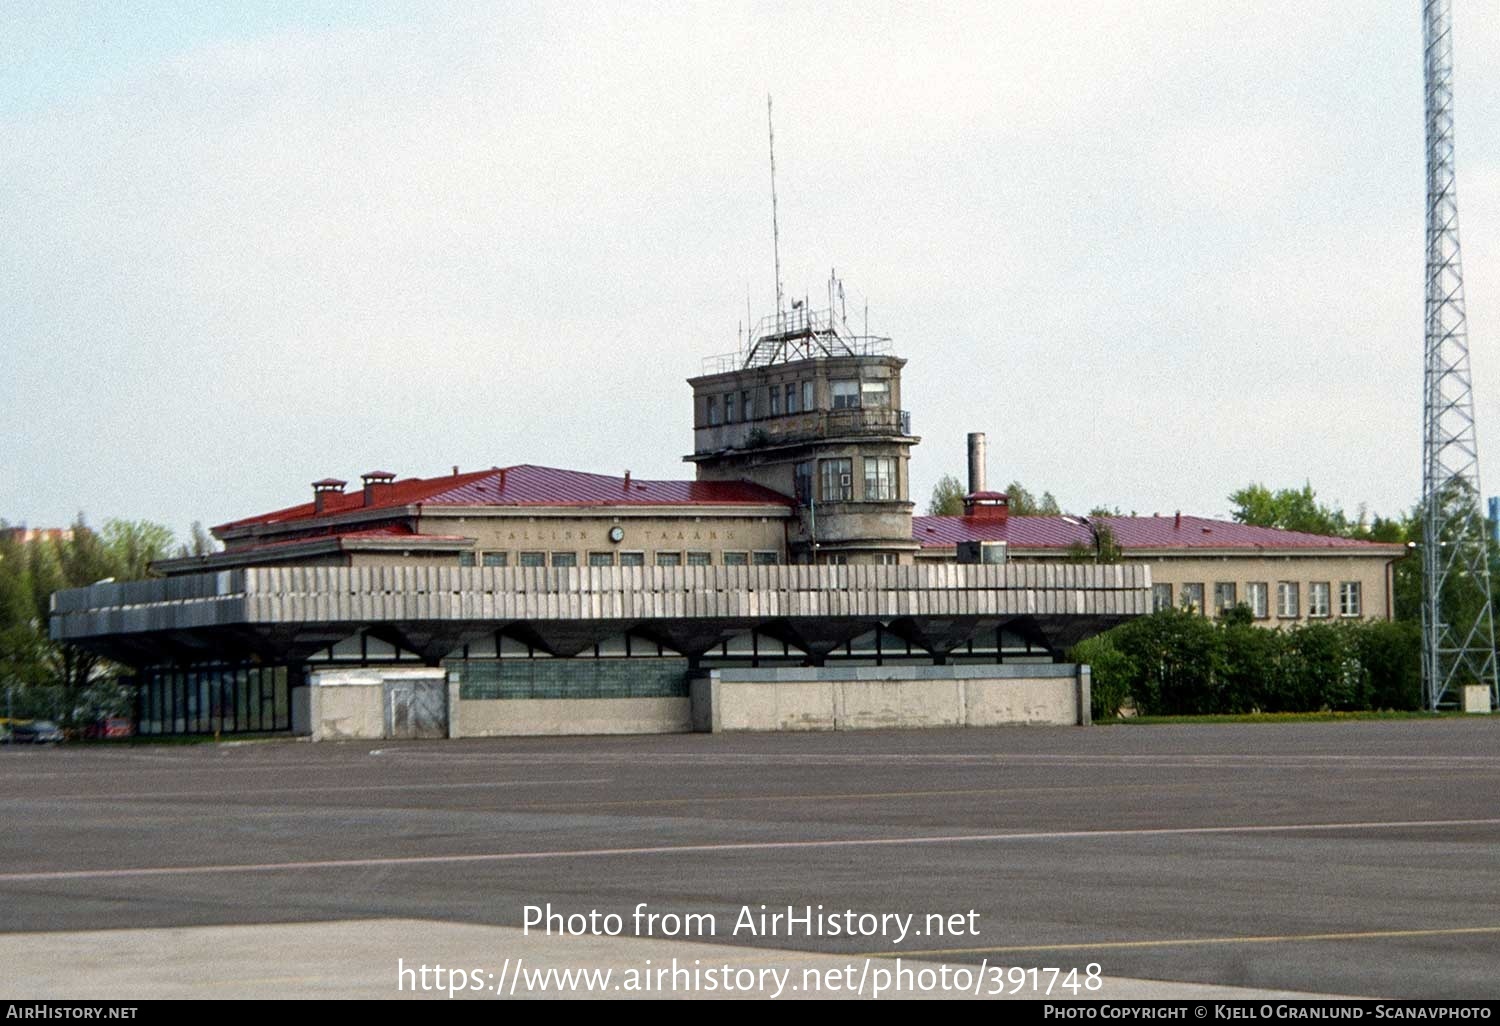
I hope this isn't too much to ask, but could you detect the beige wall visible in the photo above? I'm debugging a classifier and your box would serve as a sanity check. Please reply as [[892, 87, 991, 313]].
[[1136, 553, 1398, 624], [422, 511, 789, 567], [917, 547, 1400, 624], [455, 696, 691, 736]]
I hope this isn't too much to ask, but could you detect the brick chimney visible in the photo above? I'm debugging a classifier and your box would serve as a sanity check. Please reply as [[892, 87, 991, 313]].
[[311, 479, 347, 515], [360, 471, 397, 508], [963, 492, 1010, 521]]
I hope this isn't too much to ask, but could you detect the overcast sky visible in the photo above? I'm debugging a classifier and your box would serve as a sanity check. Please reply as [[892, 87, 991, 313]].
[[6, 1, 1500, 538]]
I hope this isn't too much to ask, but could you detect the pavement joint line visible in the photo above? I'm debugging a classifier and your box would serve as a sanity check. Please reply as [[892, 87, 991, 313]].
[[859, 925, 1500, 959], [4, 816, 1498, 884], [0, 778, 615, 802], [512, 786, 1072, 809]]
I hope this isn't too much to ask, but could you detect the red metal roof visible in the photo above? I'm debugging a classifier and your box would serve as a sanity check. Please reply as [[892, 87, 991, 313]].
[[913, 513, 1406, 552], [216, 465, 794, 532]]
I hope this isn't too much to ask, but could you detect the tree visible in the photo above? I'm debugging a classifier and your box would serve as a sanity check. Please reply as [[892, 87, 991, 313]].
[[0, 515, 178, 719], [927, 474, 966, 516], [179, 521, 218, 558], [1228, 482, 1350, 536], [1004, 481, 1061, 516], [102, 519, 177, 578], [1066, 522, 1122, 564]]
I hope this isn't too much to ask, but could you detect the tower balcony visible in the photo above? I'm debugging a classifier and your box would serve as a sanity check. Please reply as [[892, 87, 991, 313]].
[[692, 407, 913, 458]]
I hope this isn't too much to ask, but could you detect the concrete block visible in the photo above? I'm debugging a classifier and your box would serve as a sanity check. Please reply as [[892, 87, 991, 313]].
[[964, 678, 1076, 726], [456, 697, 691, 736], [1463, 685, 1493, 714]]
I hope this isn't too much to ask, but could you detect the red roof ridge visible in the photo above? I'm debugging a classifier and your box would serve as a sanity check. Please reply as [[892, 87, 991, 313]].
[[214, 463, 794, 534], [912, 512, 1407, 551]]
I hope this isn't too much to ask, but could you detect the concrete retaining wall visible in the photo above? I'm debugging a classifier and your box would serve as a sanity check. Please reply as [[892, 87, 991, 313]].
[[454, 697, 692, 737], [690, 665, 1090, 732]]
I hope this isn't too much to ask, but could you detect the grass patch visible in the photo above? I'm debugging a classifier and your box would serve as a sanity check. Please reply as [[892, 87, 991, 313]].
[[1098, 710, 1473, 725], [71, 732, 294, 746]]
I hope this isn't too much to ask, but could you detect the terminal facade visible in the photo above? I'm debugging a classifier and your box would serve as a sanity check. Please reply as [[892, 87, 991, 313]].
[[58, 297, 1404, 738]]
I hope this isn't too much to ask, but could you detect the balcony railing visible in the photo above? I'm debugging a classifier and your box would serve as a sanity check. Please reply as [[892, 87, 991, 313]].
[[694, 408, 914, 454]]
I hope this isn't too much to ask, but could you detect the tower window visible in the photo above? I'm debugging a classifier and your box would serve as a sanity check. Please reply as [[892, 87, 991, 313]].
[[820, 458, 853, 501], [794, 461, 814, 505], [831, 379, 859, 409], [864, 457, 897, 501]]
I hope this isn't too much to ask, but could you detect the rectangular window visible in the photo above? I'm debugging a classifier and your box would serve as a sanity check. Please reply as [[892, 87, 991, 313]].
[[802, 380, 814, 411], [459, 552, 476, 567], [1340, 581, 1362, 617], [1152, 583, 1174, 612], [723, 551, 749, 566], [656, 552, 682, 567], [551, 552, 578, 568], [831, 379, 860, 409], [1181, 583, 1205, 614], [706, 395, 720, 426], [687, 551, 712, 566], [860, 379, 890, 408], [794, 461, 814, 505], [825, 553, 849, 565], [619, 552, 645, 567], [1309, 582, 1331, 618], [752, 551, 778, 565], [1248, 582, 1269, 619], [820, 458, 853, 501], [769, 386, 780, 416], [483, 552, 508, 567], [1214, 582, 1237, 614], [785, 382, 799, 414], [588, 552, 615, 567], [519, 551, 546, 568], [1277, 582, 1300, 618], [742, 390, 753, 420], [724, 392, 736, 423], [863, 456, 897, 501], [879, 553, 900, 566]]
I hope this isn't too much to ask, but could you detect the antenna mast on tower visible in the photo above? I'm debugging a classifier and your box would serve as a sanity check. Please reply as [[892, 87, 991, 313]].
[[768, 94, 784, 333], [1421, 0, 1498, 711]]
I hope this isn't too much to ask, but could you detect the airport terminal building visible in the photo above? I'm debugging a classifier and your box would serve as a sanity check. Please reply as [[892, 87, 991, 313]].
[[52, 302, 1402, 739]]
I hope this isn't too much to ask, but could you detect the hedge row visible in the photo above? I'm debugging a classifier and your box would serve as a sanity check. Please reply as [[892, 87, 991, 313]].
[[1070, 608, 1421, 719]]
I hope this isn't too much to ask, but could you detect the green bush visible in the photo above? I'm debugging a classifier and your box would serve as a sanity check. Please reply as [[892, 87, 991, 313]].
[[1071, 635, 1134, 719], [1218, 619, 1282, 713], [1071, 609, 1421, 718], [1354, 619, 1422, 710], [1111, 608, 1223, 715]]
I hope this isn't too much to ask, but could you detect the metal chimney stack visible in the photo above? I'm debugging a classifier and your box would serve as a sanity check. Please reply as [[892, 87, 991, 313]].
[[967, 433, 987, 495]]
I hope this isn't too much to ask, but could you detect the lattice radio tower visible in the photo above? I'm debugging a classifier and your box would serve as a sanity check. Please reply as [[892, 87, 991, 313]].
[[1421, 0, 1499, 710]]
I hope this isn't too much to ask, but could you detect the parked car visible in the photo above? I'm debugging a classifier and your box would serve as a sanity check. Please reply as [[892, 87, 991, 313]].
[[83, 716, 134, 740], [10, 720, 64, 744]]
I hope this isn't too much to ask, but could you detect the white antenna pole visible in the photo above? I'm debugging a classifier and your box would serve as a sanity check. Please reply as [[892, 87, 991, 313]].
[[768, 94, 784, 332]]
